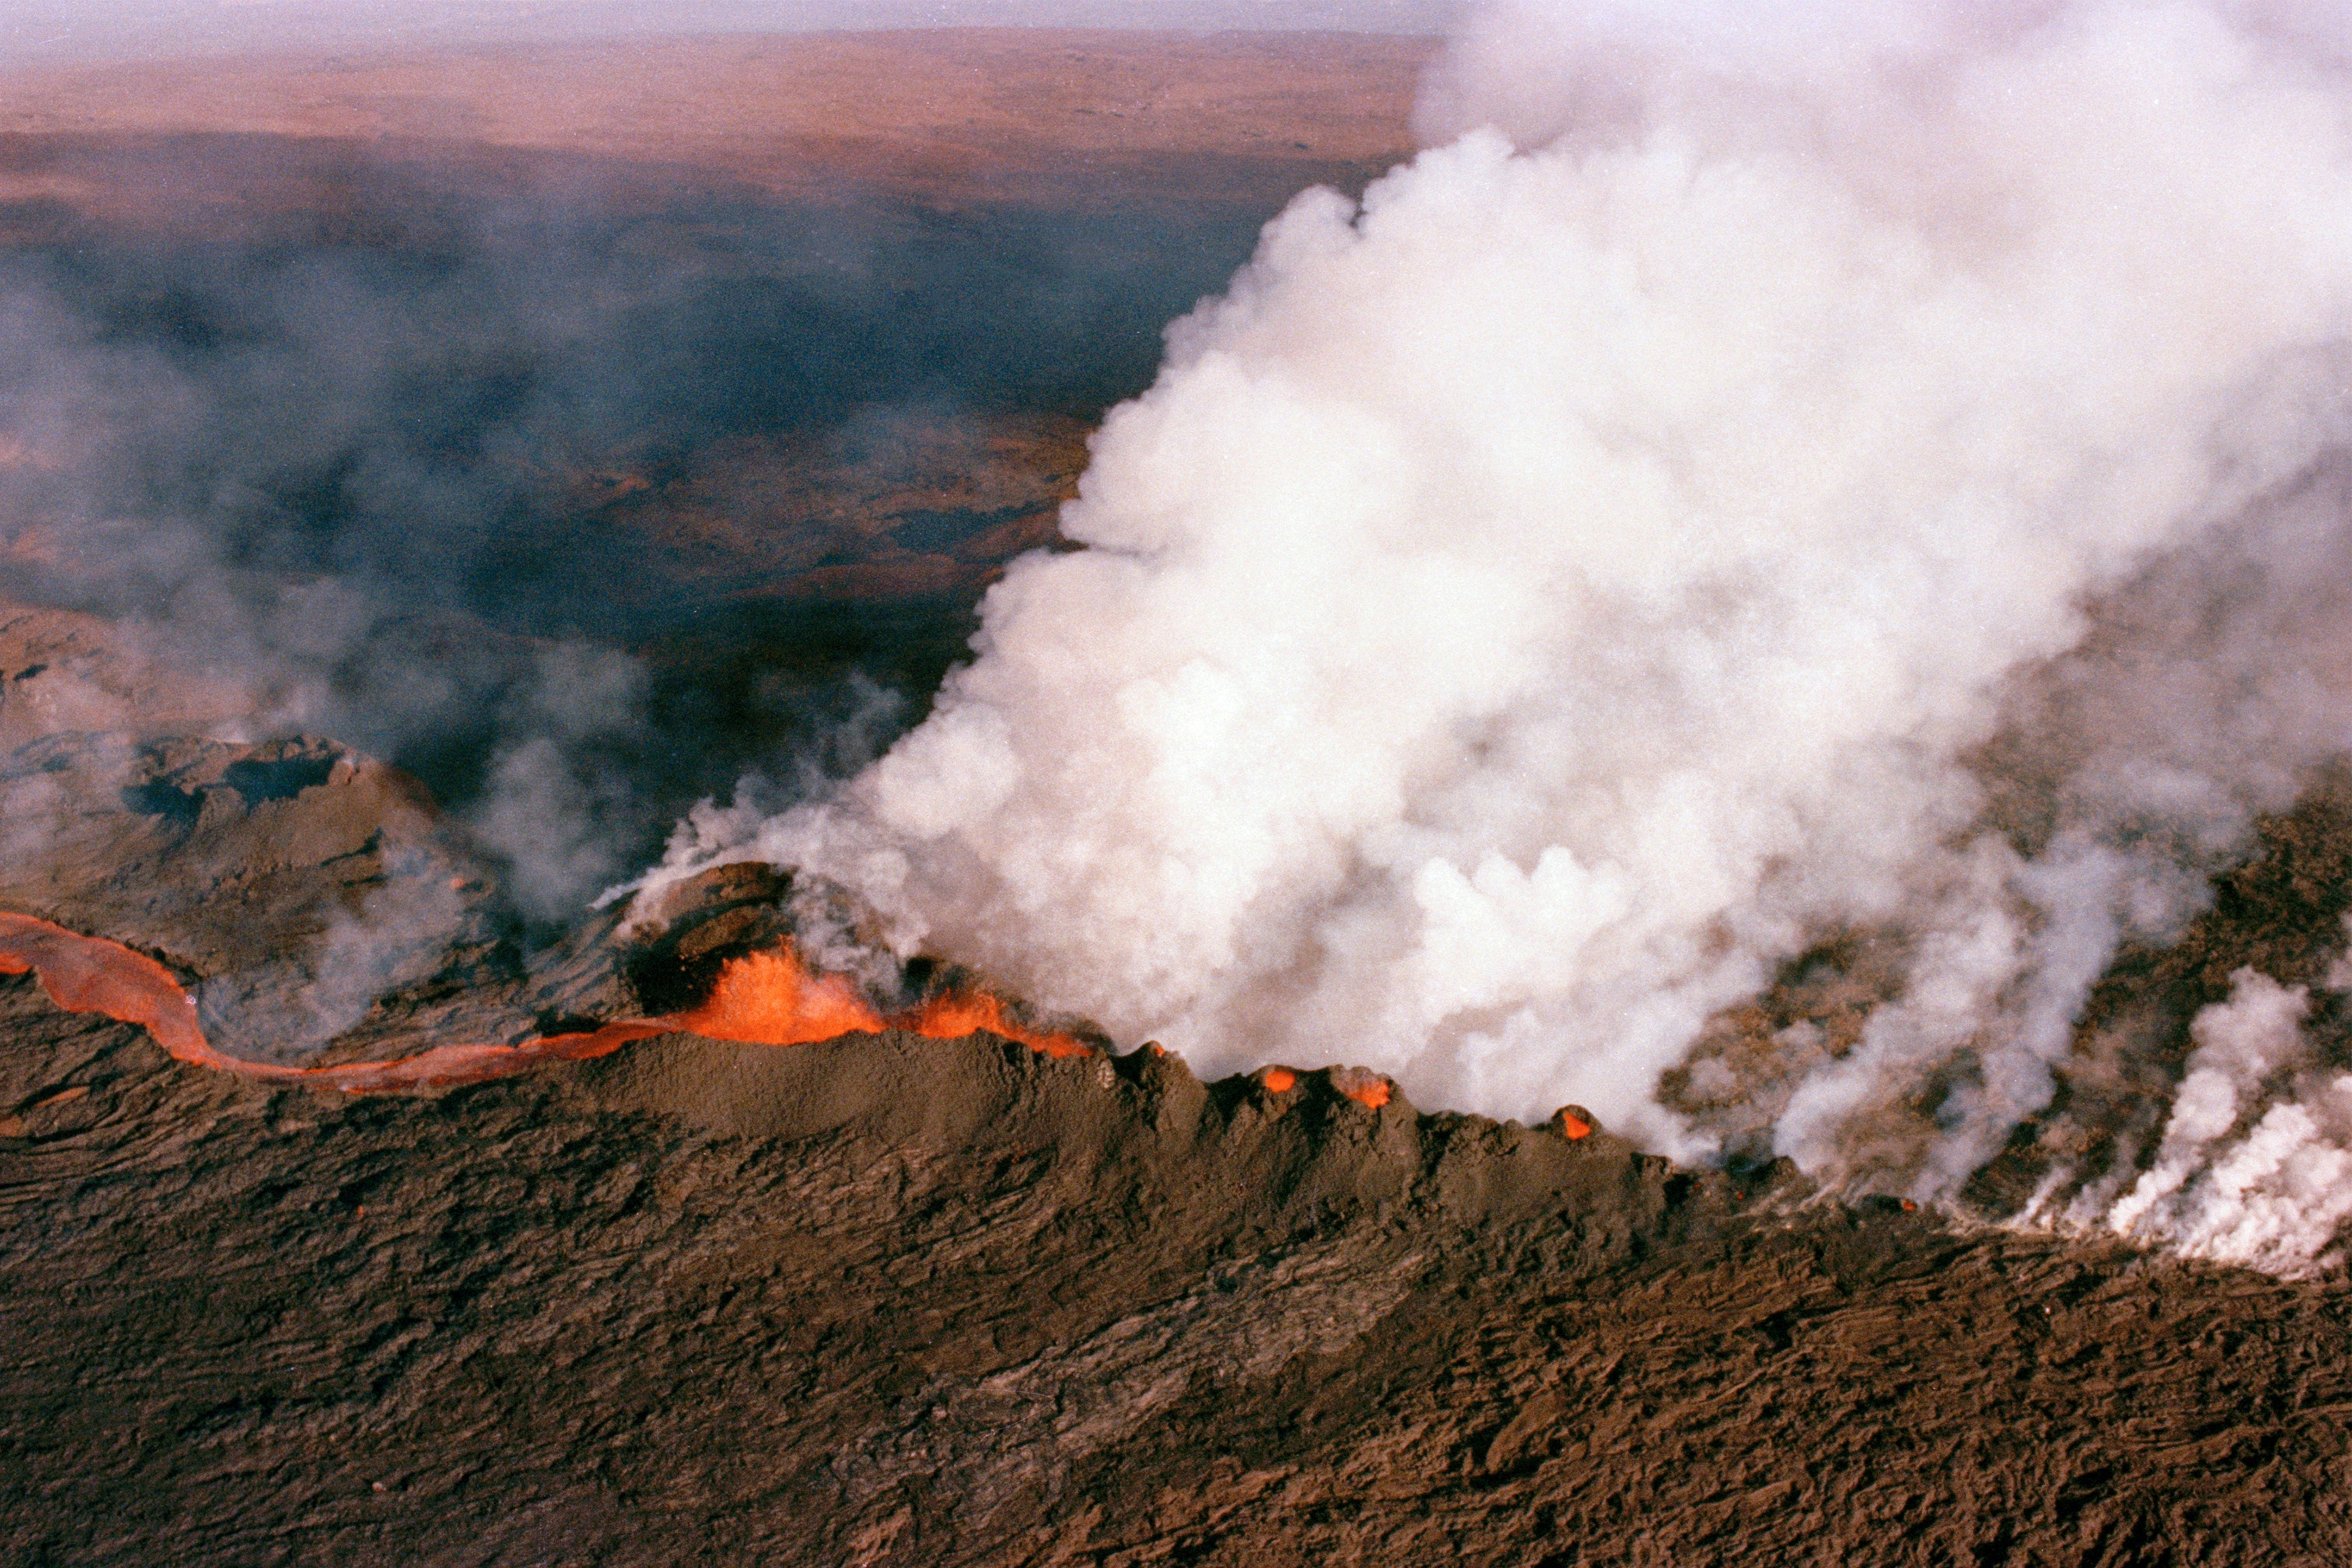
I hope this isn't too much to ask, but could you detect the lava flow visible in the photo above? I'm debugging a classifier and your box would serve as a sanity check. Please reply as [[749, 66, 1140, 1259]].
[[674, 949, 889, 1049], [676, 945, 1097, 1059], [0, 912, 1091, 1090], [0, 911, 677, 1091]]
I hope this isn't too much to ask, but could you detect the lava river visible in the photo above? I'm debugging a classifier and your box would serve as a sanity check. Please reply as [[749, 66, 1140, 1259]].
[[0, 911, 1093, 1092]]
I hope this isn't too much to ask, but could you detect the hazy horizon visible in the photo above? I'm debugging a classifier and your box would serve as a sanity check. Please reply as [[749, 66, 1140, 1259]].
[[1, 0, 1456, 69]]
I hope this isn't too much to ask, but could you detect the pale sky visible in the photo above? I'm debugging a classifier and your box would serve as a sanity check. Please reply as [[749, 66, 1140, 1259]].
[[2, 0, 1457, 67]]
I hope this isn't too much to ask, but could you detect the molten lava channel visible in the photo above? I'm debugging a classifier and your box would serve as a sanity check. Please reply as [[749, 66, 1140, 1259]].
[[0, 911, 1091, 1092]]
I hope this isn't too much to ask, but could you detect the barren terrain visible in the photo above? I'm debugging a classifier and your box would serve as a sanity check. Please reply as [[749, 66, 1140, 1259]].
[[1, 28, 2348, 1567]]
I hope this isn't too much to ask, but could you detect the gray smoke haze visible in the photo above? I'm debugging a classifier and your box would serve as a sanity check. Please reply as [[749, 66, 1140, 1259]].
[[0, 234, 681, 925], [631, 0, 2352, 1270], [0, 55, 1303, 1041]]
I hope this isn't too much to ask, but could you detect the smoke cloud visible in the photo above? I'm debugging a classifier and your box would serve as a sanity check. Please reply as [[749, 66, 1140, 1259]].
[[635, 0, 2352, 1259], [0, 231, 678, 925], [0, 133, 1249, 909], [2084, 960, 2352, 1276], [1, 56, 1314, 1066]]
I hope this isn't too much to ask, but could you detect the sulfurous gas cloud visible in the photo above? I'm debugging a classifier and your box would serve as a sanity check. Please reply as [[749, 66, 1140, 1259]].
[[638, 0, 2352, 1271]]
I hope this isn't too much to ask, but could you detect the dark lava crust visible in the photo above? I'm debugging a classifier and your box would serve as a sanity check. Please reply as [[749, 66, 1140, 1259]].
[[3, 983, 2347, 1566]]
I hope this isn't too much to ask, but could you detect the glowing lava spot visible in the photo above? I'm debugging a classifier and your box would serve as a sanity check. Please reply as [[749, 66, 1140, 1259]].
[[906, 988, 1096, 1059], [0, 913, 1091, 1090], [676, 946, 1095, 1057], [1555, 1107, 1593, 1141], [1260, 1067, 1298, 1094], [676, 948, 887, 1045]]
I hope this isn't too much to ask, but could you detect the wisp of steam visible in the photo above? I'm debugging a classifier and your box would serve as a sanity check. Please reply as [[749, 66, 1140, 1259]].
[[634, 0, 2352, 1273]]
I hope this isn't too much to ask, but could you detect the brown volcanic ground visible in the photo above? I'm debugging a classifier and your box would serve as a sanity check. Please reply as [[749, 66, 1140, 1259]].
[[2, 29, 2351, 1568]]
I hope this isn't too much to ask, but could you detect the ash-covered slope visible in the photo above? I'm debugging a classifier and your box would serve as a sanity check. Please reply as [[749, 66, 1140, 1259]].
[[3, 979, 2349, 1566]]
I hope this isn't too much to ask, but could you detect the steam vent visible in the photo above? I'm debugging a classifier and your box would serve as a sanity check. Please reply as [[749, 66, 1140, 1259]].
[[6, 8, 2352, 1565]]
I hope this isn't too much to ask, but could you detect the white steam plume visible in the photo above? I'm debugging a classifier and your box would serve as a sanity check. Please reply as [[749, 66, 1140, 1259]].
[[635, 1, 2352, 1224], [2100, 964, 2352, 1277]]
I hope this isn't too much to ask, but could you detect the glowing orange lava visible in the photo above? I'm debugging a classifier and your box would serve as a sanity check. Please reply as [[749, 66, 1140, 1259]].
[[908, 988, 1094, 1058], [676, 948, 886, 1045], [0, 911, 673, 1092], [680, 944, 1096, 1058], [1556, 1108, 1593, 1140], [1260, 1066, 1298, 1093], [0, 913, 208, 1062], [0, 913, 1091, 1093]]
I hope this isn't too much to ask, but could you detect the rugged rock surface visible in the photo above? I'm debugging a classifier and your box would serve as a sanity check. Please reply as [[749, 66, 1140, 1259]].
[[3, 27, 2351, 1567], [3, 981, 2348, 1566]]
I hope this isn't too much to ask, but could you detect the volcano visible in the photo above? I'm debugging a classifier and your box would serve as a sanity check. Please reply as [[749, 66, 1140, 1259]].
[[4, 19, 2352, 1568]]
